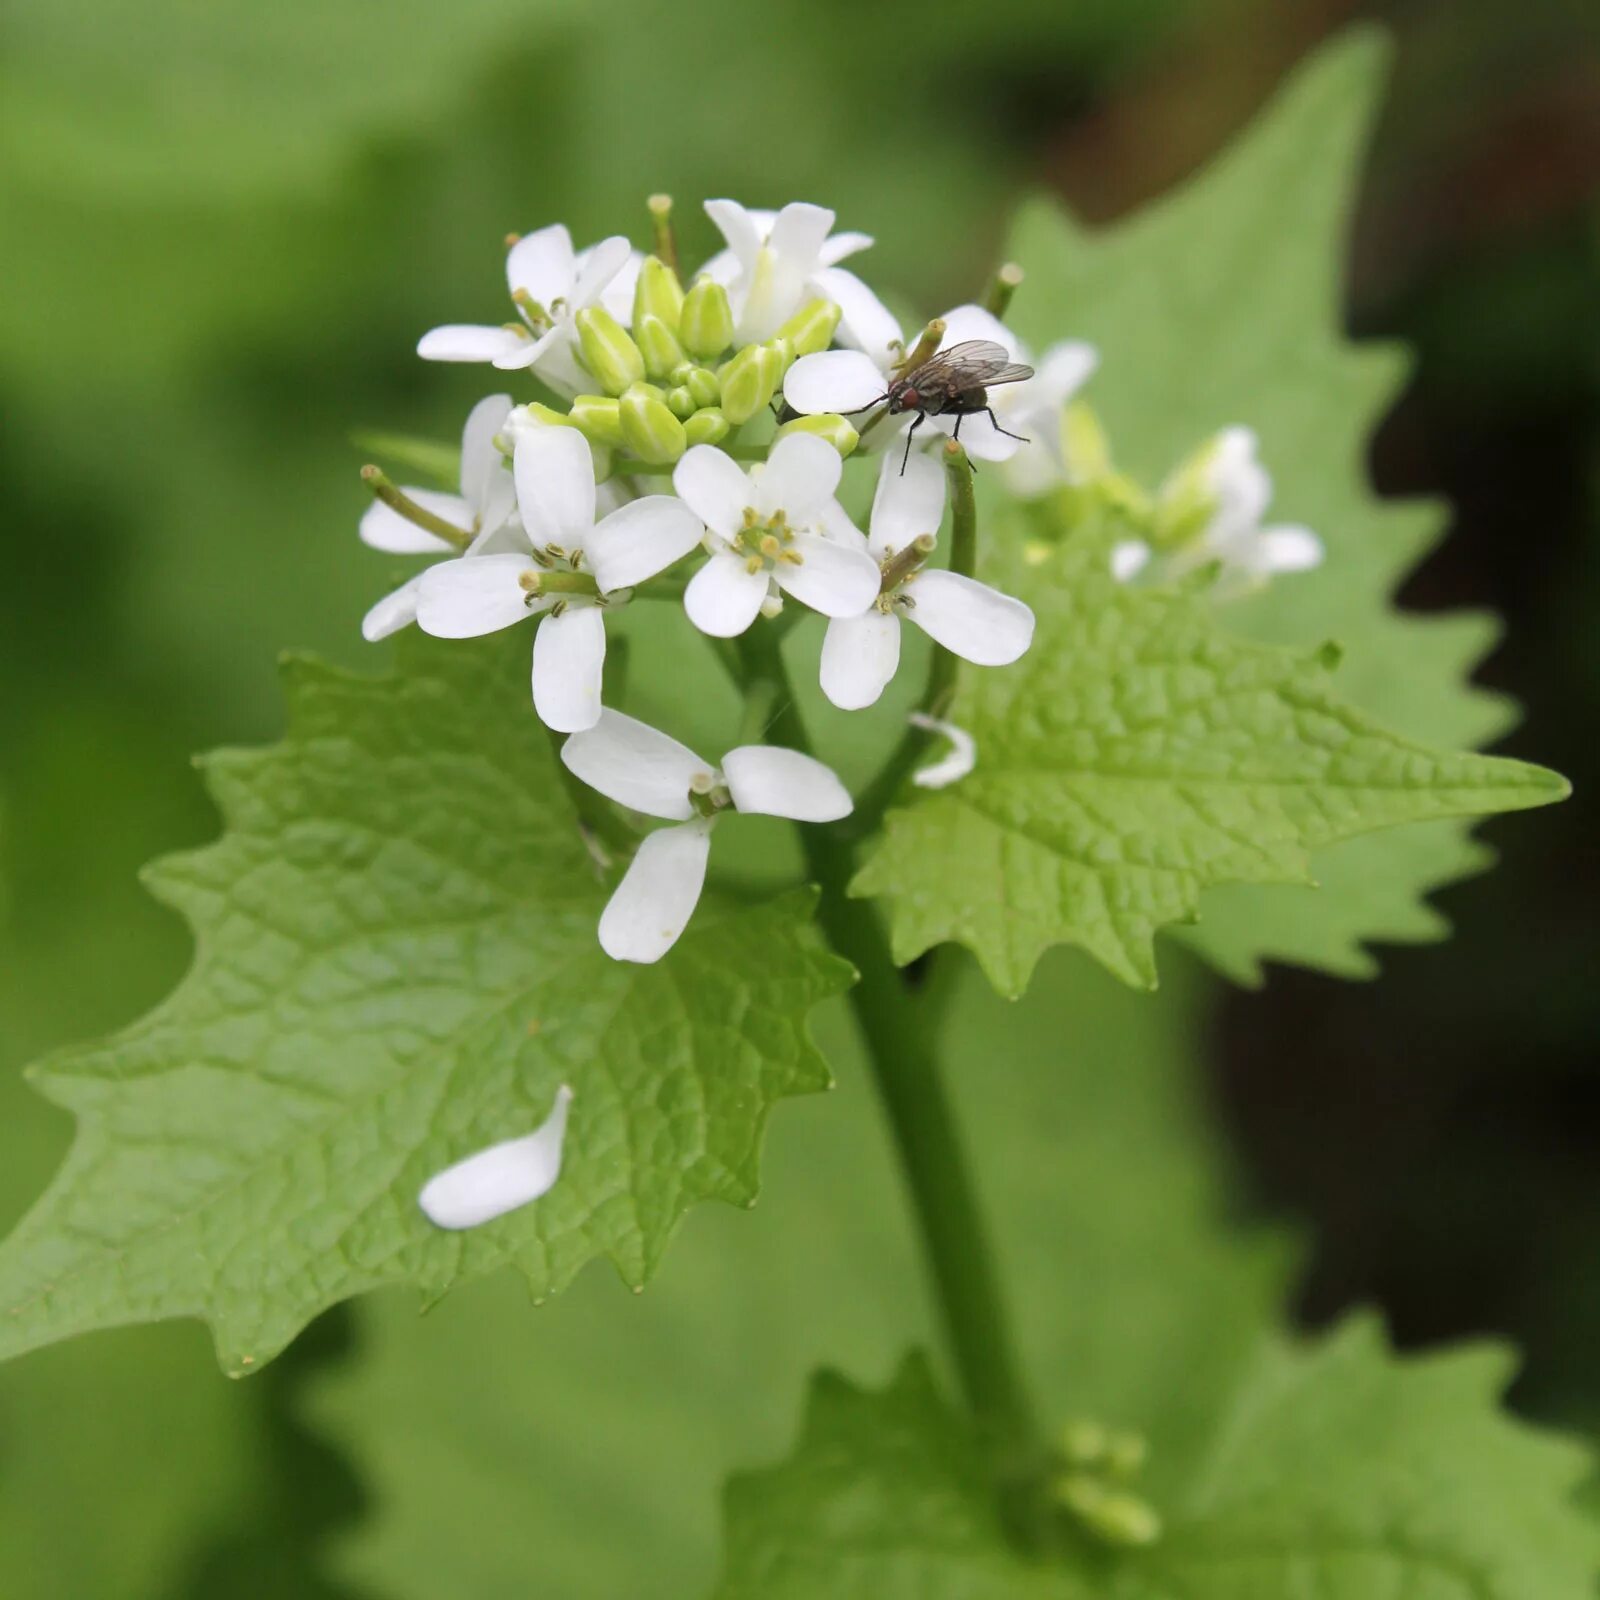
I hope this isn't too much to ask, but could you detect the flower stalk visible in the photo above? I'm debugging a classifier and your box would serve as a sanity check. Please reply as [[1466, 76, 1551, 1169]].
[[360, 465, 473, 551]]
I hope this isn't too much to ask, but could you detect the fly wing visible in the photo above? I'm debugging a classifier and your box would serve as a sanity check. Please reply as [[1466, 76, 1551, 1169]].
[[981, 361, 1035, 388], [911, 339, 1022, 390]]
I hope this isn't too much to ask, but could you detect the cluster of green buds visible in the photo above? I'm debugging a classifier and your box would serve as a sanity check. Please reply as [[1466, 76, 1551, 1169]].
[[537, 249, 857, 476], [1051, 1418, 1162, 1548]]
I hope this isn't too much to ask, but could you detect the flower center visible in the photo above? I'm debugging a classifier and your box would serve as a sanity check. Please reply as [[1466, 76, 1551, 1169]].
[[687, 770, 732, 819], [732, 506, 805, 577]]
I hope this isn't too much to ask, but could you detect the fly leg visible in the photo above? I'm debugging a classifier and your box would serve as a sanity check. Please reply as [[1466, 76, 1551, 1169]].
[[899, 411, 924, 475], [985, 406, 1029, 445]]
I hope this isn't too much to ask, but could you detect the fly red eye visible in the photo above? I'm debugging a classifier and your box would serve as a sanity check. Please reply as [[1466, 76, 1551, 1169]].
[[899, 388, 920, 409]]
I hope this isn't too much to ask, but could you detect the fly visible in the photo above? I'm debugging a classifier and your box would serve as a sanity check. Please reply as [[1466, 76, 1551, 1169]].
[[873, 340, 1035, 474]]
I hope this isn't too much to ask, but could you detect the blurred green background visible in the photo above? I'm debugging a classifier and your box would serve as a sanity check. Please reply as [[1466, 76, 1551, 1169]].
[[1, 0, 1595, 1594]]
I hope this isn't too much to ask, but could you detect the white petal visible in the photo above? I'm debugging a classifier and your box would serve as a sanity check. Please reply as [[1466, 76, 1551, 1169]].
[[751, 432, 841, 522], [819, 610, 901, 710], [908, 712, 977, 790], [532, 606, 606, 732], [1259, 525, 1323, 573], [936, 303, 1021, 358], [1033, 341, 1098, 407], [521, 326, 589, 395], [415, 553, 535, 638], [362, 573, 427, 642], [359, 490, 470, 554], [419, 1086, 572, 1230], [1207, 427, 1271, 533], [489, 330, 549, 371], [560, 709, 708, 819], [465, 517, 534, 557], [723, 746, 852, 822], [596, 248, 643, 325], [570, 235, 632, 310], [505, 224, 575, 306], [703, 199, 762, 269], [783, 350, 887, 416], [672, 446, 752, 539], [516, 426, 596, 548], [766, 201, 835, 273], [1111, 541, 1152, 581], [459, 393, 513, 509], [599, 821, 713, 964], [817, 498, 868, 552], [417, 324, 528, 363], [869, 448, 944, 558], [774, 531, 882, 618], [697, 247, 741, 286], [905, 570, 1034, 665], [684, 551, 770, 637], [812, 267, 901, 366], [928, 408, 1022, 463], [819, 230, 873, 266], [586, 496, 705, 592]]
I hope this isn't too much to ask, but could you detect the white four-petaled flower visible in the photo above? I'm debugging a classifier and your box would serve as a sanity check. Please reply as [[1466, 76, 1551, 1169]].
[[1111, 426, 1323, 596], [415, 427, 701, 731], [419, 1085, 573, 1230], [667, 434, 882, 638], [819, 453, 1037, 710], [701, 199, 875, 344], [417, 224, 641, 397], [562, 710, 853, 963], [360, 394, 521, 643]]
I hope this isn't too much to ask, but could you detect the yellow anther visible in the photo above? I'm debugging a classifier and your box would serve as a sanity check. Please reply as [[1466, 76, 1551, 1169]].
[[745, 555, 764, 575]]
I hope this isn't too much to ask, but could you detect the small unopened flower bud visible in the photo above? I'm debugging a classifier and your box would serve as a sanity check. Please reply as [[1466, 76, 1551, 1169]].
[[683, 408, 730, 447], [758, 590, 784, 619], [684, 366, 720, 409], [665, 385, 696, 418], [1104, 1431, 1147, 1480], [632, 254, 685, 331], [636, 314, 688, 380], [1084, 1492, 1162, 1548], [776, 413, 859, 457], [567, 395, 624, 448], [776, 298, 841, 357], [620, 391, 687, 464], [1061, 401, 1111, 486], [765, 335, 796, 376], [575, 307, 645, 396], [680, 278, 735, 361], [718, 342, 785, 426], [1060, 1420, 1108, 1466]]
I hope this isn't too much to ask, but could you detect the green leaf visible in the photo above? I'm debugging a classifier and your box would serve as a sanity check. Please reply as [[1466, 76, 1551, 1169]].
[[1005, 30, 1519, 983], [715, 1326, 1600, 1599], [852, 505, 1564, 996], [0, 632, 847, 1372]]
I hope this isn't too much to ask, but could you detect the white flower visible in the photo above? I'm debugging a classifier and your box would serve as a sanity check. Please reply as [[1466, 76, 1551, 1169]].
[[908, 712, 977, 789], [818, 453, 1036, 710], [360, 394, 521, 643], [702, 199, 875, 343], [416, 224, 640, 397], [785, 301, 1083, 466], [995, 342, 1101, 498], [1113, 427, 1323, 597], [668, 434, 882, 638], [419, 1085, 573, 1230], [415, 427, 701, 731], [562, 710, 852, 963]]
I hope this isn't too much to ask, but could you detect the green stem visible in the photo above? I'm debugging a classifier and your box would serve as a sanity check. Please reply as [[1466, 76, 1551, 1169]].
[[849, 442, 976, 832], [360, 465, 472, 551], [982, 261, 1025, 321], [733, 626, 1037, 1463]]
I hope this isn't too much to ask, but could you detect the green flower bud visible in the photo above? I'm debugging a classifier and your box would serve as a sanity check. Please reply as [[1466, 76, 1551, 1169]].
[[665, 385, 696, 418], [776, 297, 841, 357], [1150, 433, 1224, 549], [636, 314, 688, 381], [623, 379, 666, 402], [567, 395, 624, 448], [765, 335, 796, 376], [776, 412, 858, 457], [1060, 401, 1112, 485], [680, 278, 735, 361], [684, 366, 720, 409], [620, 391, 687, 464], [683, 408, 730, 448], [575, 307, 645, 396], [632, 255, 685, 332], [718, 341, 785, 426]]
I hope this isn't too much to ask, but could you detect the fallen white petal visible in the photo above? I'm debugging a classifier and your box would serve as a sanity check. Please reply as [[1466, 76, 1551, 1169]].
[[868, 448, 944, 558], [599, 821, 714, 963], [906, 570, 1034, 665], [361, 573, 427, 642], [417, 324, 529, 364], [673, 445, 752, 540], [723, 746, 853, 822], [419, 1085, 573, 1230], [416, 553, 537, 637], [819, 610, 901, 710], [516, 425, 596, 549], [783, 350, 887, 416], [586, 496, 704, 592], [908, 712, 977, 789], [685, 550, 770, 637], [359, 490, 470, 554], [560, 708, 709, 819], [752, 432, 841, 523], [774, 531, 884, 619], [532, 606, 606, 732]]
